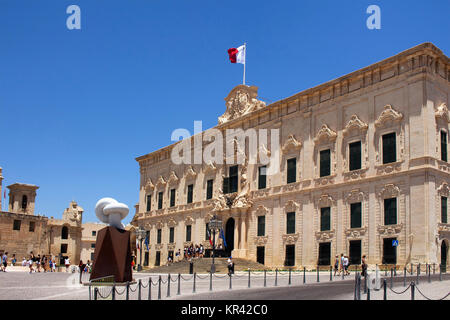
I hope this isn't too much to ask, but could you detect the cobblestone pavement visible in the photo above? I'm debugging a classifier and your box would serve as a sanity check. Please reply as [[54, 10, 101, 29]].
[[0, 269, 448, 300]]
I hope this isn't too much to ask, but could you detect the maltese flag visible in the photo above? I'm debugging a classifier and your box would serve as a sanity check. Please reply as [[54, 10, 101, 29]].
[[227, 44, 246, 64]]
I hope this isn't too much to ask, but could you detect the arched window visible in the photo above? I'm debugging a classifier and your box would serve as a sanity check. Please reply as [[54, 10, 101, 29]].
[[61, 226, 69, 239], [21, 195, 28, 210]]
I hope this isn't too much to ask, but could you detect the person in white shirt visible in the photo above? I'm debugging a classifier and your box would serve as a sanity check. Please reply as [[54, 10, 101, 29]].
[[65, 258, 70, 272], [343, 256, 350, 275]]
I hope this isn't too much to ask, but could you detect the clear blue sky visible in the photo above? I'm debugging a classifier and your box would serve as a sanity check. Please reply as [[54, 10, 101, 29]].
[[0, 0, 449, 224]]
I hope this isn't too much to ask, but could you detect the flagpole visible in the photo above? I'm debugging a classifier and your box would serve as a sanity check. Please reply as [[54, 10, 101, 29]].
[[243, 42, 246, 85]]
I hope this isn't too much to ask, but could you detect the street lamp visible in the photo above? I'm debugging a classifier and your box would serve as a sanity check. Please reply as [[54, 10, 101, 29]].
[[135, 226, 146, 272], [208, 214, 222, 274]]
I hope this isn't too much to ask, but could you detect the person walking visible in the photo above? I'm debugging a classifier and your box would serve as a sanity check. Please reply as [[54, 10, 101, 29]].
[[1, 252, 7, 272], [36, 254, 41, 272], [78, 260, 86, 284], [29, 252, 35, 273], [343, 255, 350, 276], [334, 255, 339, 277], [11, 254, 16, 267], [361, 255, 368, 278], [65, 257, 70, 272]]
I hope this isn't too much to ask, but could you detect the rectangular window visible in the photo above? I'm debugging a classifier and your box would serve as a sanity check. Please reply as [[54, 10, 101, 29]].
[[144, 252, 149, 266], [60, 244, 68, 254], [349, 141, 362, 171], [91, 243, 95, 249], [318, 242, 331, 266], [320, 207, 331, 231], [186, 225, 192, 242], [170, 189, 176, 207], [158, 192, 163, 209], [320, 149, 331, 177], [285, 245, 295, 267], [92, 231, 96, 236], [350, 202, 362, 229], [229, 165, 238, 193], [257, 215, 265, 236], [29, 221, 35, 232], [13, 220, 21, 231], [146, 194, 151, 211], [441, 130, 448, 162], [383, 237, 397, 264], [157, 229, 162, 244], [349, 240, 362, 265], [257, 246, 265, 265], [384, 198, 397, 225], [155, 251, 161, 266], [169, 227, 174, 243], [258, 166, 267, 189], [286, 212, 295, 234], [382, 132, 396, 164], [287, 158, 296, 184], [442, 197, 448, 224], [91, 252, 95, 261], [206, 179, 213, 200], [187, 184, 193, 204]]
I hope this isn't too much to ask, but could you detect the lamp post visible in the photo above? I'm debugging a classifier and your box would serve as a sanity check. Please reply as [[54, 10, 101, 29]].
[[135, 227, 146, 272], [209, 215, 222, 274]]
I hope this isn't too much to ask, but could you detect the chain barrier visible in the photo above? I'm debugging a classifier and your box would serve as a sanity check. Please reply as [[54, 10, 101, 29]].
[[128, 284, 138, 293], [96, 287, 113, 300], [150, 279, 159, 286], [141, 280, 150, 288], [387, 282, 412, 295], [414, 284, 450, 301], [114, 286, 127, 295], [213, 273, 229, 279], [196, 274, 209, 279], [170, 276, 178, 283], [181, 275, 194, 281]]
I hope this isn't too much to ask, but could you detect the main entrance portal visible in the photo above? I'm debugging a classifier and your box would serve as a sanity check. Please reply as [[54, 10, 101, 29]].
[[225, 218, 235, 256]]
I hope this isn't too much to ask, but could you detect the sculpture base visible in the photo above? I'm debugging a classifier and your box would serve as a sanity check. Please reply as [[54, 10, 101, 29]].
[[90, 226, 132, 283]]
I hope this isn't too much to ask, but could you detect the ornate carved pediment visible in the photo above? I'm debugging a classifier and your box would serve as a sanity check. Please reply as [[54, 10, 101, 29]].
[[437, 182, 450, 197], [218, 85, 266, 125], [315, 230, 335, 241], [435, 103, 450, 122], [375, 105, 403, 128], [155, 221, 164, 229], [204, 161, 217, 174], [185, 215, 194, 225], [437, 223, 450, 233], [144, 179, 154, 191], [156, 176, 166, 188], [282, 134, 302, 153], [345, 226, 367, 238], [185, 166, 197, 180], [344, 189, 367, 203], [167, 218, 177, 227], [377, 184, 400, 199], [254, 205, 270, 216], [204, 212, 215, 222], [282, 233, 299, 244], [167, 243, 176, 250], [343, 115, 368, 136], [377, 223, 403, 235], [284, 200, 300, 213], [168, 171, 179, 185], [254, 236, 268, 246], [314, 124, 337, 144], [315, 194, 335, 208], [155, 243, 163, 250]]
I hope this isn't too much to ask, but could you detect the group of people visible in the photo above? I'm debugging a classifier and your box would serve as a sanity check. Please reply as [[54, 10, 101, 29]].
[[333, 253, 368, 277], [25, 252, 58, 273], [0, 252, 15, 272]]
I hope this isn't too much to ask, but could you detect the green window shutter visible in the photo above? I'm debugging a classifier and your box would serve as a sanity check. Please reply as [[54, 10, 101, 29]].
[[170, 189, 176, 207], [229, 165, 238, 193], [187, 184, 193, 203], [320, 149, 331, 177], [169, 227, 174, 243], [186, 225, 191, 242], [442, 197, 448, 224], [158, 192, 163, 209], [257, 215, 265, 236], [349, 141, 362, 171], [441, 130, 448, 162], [287, 158, 296, 184], [350, 202, 362, 228], [320, 207, 331, 231], [146, 194, 151, 212], [157, 229, 161, 244], [206, 180, 213, 199], [286, 212, 295, 234], [384, 198, 397, 225], [382, 133, 396, 164]]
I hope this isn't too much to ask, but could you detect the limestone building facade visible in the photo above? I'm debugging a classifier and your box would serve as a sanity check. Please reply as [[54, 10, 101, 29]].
[[133, 43, 449, 269]]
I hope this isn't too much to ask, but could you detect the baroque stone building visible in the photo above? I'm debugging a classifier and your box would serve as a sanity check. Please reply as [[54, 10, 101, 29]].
[[0, 168, 105, 265], [133, 43, 450, 269]]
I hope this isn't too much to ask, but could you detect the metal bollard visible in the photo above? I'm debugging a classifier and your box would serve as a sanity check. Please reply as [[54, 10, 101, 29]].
[[209, 272, 212, 291], [383, 279, 387, 300], [439, 264, 442, 281], [89, 283, 92, 301], [126, 281, 130, 300], [394, 266, 397, 276], [330, 265, 332, 281], [390, 268, 393, 289], [229, 273, 232, 289], [342, 267, 345, 280], [264, 269, 266, 287], [167, 274, 171, 297], [364, 274, 367, 294], [303, 267, 306, 284], [416, 265, 420, 285], [426, 263, 428, 276], [177, 274, 181, 295], [428, 265, 431, 283], [112, 284, 116, 300], [148, 277, 152, 300], [158, 275, 162, 300], [193, 273, 196, 293], [289, 269, 292, 285], [248, 269, 251, 288], [411, 263, 413, 275], [138, 279, 142, 300], [403, 268, 406, 287], [275, 269, 278, 286], [94, 287, 98, 300], [411, 282, 415, 300], [367, 287, 370, 300], [317, 267, 320, 282], [433, 263, 435, 275], [356, 274, 361, 300]]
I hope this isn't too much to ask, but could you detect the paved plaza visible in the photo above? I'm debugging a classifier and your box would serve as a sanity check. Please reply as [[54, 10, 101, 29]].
[[0, 267, 448, 300]]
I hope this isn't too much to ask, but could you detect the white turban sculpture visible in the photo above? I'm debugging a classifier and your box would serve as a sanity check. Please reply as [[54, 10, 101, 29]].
[[95, 197, 129, 230]]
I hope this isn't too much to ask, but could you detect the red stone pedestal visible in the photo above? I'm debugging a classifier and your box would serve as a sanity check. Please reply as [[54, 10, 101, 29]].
[[90, 226, 132, 283]]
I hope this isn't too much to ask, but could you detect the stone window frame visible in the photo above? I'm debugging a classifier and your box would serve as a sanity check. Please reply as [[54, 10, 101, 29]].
[[184, 215, 194, 243], [184, 166, 197, 204], [155, 176, 167, 211], [342, 115, 369, 179], [144, 179, 155, 213], [252, 205, 271, 249], [313, 124, 337, 183], [281, 134, 303, 185], [435, 103, 449, 163], [343, 189, 369, 257], [313, 194, 337, 261], [281, 200, 302, 266], [437, 182, 450, 226], [374, 104, 405, 168], [203, 163, 217, 201]]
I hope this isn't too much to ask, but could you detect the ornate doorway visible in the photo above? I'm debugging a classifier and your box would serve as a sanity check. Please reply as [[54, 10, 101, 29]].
[[225, 218, 235, 256]]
